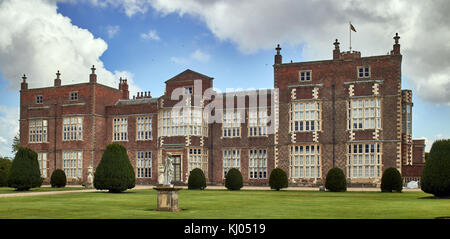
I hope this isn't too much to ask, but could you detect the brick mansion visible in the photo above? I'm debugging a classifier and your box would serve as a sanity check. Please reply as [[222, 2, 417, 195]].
[[19, 33, 425, 186]]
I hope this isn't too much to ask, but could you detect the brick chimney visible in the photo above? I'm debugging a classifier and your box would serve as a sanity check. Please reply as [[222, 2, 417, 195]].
[[333, 39, 340, 60], [391, 33, 401, 55], [89, 65, 97, 83], [274, 44, 282, 64], [119, 77, 129, 99], [21, 74, 28, 90], [54, 70, 61, 87]]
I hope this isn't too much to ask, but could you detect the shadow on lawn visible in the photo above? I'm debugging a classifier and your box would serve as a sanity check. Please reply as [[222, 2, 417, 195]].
[[418, 196, 450, 199]]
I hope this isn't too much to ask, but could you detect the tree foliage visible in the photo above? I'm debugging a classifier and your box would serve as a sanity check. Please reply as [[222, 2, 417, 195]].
[[188, 168, 207, 190], [421, 139, 450, 197], [269, 168, 288, 191], [225, 168, 243, 190], [381, 167, 403, 192], [325, 167, 347, 192]]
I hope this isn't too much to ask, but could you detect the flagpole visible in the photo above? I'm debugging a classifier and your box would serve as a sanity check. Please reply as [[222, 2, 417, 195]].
[[349, 21, 352, 52]]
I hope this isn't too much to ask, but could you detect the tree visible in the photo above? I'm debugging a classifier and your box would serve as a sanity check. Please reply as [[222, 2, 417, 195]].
[[269, 168, 288, 191], [421, 139, 450, 197], [225, 168, 243, 190], [50, 169, 67, 188], [11, 133, 20, 155], [325, 167, 347, 192], [94, 144, 135, 193], [0, 157, 12, 187], [188, 168, 207, 190], [7, 147, 42, 191], [380, 167, 403, 192]]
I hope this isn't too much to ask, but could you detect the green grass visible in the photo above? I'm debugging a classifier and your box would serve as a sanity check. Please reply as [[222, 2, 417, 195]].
[[0, 189, 448, 219], [0, 187, 86, 194]]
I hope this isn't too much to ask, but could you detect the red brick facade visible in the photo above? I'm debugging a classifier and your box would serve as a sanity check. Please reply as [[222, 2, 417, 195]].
[[19, 33, 425, 186]]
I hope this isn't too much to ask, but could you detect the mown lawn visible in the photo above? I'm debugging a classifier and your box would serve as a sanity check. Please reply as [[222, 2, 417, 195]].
[[0, 189, 448, 219], [0, 187, 86, 194]]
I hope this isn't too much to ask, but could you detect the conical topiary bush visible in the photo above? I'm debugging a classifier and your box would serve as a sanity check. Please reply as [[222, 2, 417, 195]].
[[7, 147, 42, 191], [94, 144, 135, 193]]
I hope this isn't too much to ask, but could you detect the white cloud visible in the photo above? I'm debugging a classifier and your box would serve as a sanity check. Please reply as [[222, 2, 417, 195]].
[[0, 105, 19, 158], [84, 0, 450, 105], [140, 29, 160, 41], [0, 0, 142, 156], [106, 25, 120, 38], [170, 56, 189, 65], [170, 49, 211, 65], [190, 49, 210, 62]]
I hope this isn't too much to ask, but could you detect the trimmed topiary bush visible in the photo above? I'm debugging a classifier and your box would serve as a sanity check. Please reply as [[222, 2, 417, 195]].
[[188, 168, 207, 190], [94, 144, 135, 193], [0, 157, 12, 187], [50, 169, 67, 188], [7, 147, 42, 191], [421, 139, 450, 197], [269, 168, 288, 191], [381, 167, 403, 192], [325, 167, 347, 192], [225, 168, 243, 190]]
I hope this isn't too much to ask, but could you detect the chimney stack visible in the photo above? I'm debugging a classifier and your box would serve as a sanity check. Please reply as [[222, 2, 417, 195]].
[[391, 33, 401, 55], [119, 77, 129, 99], [274, 44, 282, 64], [54, 70, 61, 87], [21, 74, 28, 90], [90, 65, 97, 83], [333, 39, 340, 60]]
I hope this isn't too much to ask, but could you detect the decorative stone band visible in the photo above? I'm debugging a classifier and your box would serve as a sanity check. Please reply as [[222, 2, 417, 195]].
[[28, 106, 51, 110], [62, 102, 86, 107], [160, 137, 164, 147], [185, 135, 190, 146], [372, 129, 380, 140], [372, 83, 380, 96], [343, 79, 384, 85], [287, 83, 324, 88], [200, 136, 204, 147], [291, 132, 296, 144], [291, 88, 296, 100]]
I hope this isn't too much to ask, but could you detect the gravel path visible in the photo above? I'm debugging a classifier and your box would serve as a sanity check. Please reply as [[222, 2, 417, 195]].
[[0, 185, 422, 198]]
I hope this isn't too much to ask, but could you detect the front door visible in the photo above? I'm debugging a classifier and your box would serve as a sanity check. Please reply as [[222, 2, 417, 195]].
[[172, 155, 182, 183]]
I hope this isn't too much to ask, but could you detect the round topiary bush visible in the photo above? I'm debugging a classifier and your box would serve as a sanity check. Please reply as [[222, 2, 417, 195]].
[[0, 157, 12, 187], [94, 144, 135, 193], [421, 139, 450, 197], [325, 167, 347, 192], [381, 167, 403, 192], [7, 147, 42, 191], [269, 168, 288, 191], [225, 168, 243, 190], [188, 168, 207, 190], [50, 169, 67, 188]]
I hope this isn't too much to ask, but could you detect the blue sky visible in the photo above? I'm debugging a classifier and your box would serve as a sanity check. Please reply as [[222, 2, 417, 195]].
[[0, 0, 449, 157]]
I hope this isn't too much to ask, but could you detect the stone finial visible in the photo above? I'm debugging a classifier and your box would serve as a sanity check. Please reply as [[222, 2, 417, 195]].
[[334, 39, 340, 49], [22, 74, 27, 82], [275, 44, 281, 55], [394, 33, 400, 44], [56, 70, 61, 79], [91, 65, 96, 74]]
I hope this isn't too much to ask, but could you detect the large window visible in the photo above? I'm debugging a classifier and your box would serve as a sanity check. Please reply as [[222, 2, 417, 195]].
[[29, 119, 48, 143], [159, 108, 206, 137], [223, 149, 240, 178], [290, 101, 321, 132], [249, 149, 267, 179], [290, 144, 321, 179], [63, 117, 83, 141], [188, 148, 208, 176], [347, 143, 382, 179], [38, 152, 47, 178], [348, 98, 381, 130], [136, 116, 152, 140], [136, 151, 151, 178], [223, 110, 241, 137], [113, 117, 128, 141], [248, 108, 268, 137], [402, 104, 412, 135], [63, 151, 82, 178]]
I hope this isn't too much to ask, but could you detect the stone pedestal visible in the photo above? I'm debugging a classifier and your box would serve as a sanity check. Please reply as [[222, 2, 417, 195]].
[[153, 186, 182, 212]]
